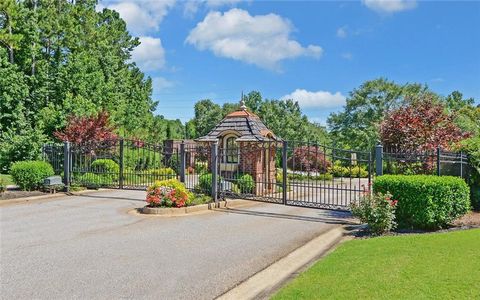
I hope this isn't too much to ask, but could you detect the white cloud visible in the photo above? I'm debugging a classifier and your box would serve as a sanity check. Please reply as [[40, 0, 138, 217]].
[[152, 76, 174, 92], [341, 52, 353, 60], [183, 0, 242, 18], [363, 0, 417, 14], [281, 89, 346, 108], [337, 26, 347, 38], [131, 37, 166, 71], [98, 0, 175, 35], [186, 8, 322, 70]]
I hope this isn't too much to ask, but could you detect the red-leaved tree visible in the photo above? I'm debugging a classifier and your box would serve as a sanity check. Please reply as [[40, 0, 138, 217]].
[[380, 98, 468, 152], [287, 146, 332, 173], [54, 111, 117, 144]]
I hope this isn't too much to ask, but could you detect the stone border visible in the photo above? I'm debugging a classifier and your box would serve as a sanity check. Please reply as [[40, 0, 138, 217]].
[[0, 188, 113, 206], [217, 226, 345, 300], [140, 199, 255, 216]]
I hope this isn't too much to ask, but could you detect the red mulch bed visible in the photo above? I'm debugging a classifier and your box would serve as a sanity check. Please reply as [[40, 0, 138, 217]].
[[453, 211, 480, 227]]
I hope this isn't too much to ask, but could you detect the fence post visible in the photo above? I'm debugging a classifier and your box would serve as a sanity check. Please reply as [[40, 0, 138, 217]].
[[375, 143, 383, 176], [282, 140, 288, 205], [211, 141, 219, 206], [368, 150, 372, 186], [63, 141, 70, 191], [119, 139, 124, 189], [180, 141, 186, 183], [460, 151, 463, 178], [436, 147, 441, 176]]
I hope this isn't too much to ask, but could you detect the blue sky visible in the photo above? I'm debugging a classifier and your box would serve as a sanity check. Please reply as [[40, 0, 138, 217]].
[[98, 0, 480, 125]]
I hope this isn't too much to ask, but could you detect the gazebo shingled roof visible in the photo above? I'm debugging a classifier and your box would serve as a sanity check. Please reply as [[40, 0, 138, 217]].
[[195, 102, 280, 143]]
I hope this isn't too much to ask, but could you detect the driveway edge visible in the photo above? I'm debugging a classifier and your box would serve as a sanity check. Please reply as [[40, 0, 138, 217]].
[[0, 188, 114, 206], [217, 225, 345, 300]]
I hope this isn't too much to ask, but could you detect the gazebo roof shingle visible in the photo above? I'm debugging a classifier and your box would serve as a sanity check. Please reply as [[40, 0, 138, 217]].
[[196, 107, 280, 142]]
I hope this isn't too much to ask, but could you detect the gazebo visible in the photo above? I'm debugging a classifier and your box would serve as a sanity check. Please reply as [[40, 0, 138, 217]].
[[196, 100, 281, 195]]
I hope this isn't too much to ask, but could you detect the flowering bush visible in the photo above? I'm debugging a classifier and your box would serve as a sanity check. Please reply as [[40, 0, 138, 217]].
[[146, 179, 193, 208], [350, 189, 398, 235]]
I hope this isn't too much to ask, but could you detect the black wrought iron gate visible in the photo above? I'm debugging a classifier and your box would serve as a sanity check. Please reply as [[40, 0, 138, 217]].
[[43, 139, 373, 210], [216, 141, 373, 210]]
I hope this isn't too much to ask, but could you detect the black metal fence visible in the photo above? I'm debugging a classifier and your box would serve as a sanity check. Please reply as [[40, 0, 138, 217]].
[[378, 145, 469, 179], [42, 139, 470, 211]]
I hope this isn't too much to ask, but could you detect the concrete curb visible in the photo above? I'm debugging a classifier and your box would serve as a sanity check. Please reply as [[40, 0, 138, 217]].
[[141, 199, 259, 216], [217, 225, 345, 300], [0, 188, 114, 206]]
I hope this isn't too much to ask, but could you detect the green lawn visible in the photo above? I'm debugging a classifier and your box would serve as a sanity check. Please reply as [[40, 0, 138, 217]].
[[273, 229, 480, 300], [0, 174, 13, 186]]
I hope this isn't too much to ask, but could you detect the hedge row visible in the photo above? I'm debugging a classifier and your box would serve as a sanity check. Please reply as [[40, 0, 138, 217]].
[[373, 175, 470, 229]]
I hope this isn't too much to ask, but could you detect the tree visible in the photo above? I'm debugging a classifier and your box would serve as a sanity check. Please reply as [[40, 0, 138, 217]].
[[190, 99, 223, 137], [54, 111, 117, 144], [327, 78, 436, 150], [0, 0, 181, 166], [380, 97, 468, 152], [186, 91, 330, 144]]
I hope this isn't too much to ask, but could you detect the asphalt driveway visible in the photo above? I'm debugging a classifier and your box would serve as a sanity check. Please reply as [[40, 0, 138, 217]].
[[0, 190, 351, 300]]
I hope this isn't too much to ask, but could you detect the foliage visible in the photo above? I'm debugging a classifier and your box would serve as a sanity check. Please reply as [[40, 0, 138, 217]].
[[186, 91, 329, 144], [373, 175, 470, 229], [0, 0, 185, 169], [287, 146, 332, 173], [350, 191, 398, 235], [146, 179, 193, 208], [237, 174, 255, 194], [197, 173, 213, 195], [0, 123, 46, 172], [287, 173, 333, 181], [455, 105, 480, 210], [10, 160, 54, 190], [54, 112, 117, 144], [91, 159, 119, 181], [273, 229, 480, 300], [380, 97, 468, 152], [0, 178, 5, 194], [328, 164, 369, 178], [328, 78, 436, 150], [187, 99, 224, 138], [146, 168, 177, 180], [190, 194, 212, 206], [194, 161, 208, 174], [76, 172, 113, 188]]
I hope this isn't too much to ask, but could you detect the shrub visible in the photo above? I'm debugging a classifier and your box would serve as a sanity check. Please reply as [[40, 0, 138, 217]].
[[146, 168, 177, 180], [10, 160, 54, 190], [197, 173, 214, 195], [287, 146, 332, 173], [329, 163, 368, 178], [350, 191, 398, 235], [194, 161, 208, 174], [287, 173, 333, 181], [146, 179, 193, 207], [91, 159, 119, 181], [373, 175, 470, 229], [237, 174, 255, 194], [76, 172, 113, 188]]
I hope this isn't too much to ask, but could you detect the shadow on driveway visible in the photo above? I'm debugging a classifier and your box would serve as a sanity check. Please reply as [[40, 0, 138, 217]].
[[214, 206, 357, 225]]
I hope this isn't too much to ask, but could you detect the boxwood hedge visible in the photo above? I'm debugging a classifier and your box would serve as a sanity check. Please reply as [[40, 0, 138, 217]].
[[373, 175, 470, 230], [10, 160, 54, 191]]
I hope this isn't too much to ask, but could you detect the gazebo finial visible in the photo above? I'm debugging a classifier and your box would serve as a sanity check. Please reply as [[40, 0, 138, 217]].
[[240, 91, 247, 111]]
